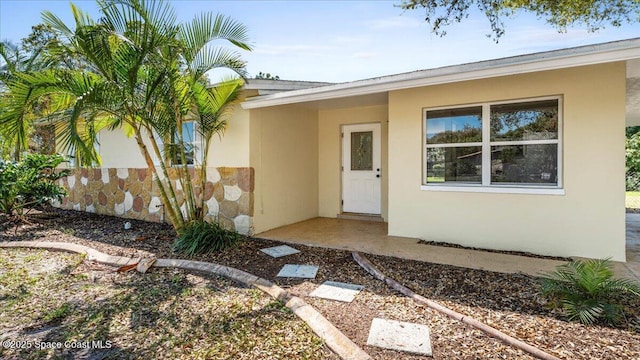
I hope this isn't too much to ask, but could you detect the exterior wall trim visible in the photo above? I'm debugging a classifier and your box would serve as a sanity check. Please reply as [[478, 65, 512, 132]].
[[419, 185, 565, 195]]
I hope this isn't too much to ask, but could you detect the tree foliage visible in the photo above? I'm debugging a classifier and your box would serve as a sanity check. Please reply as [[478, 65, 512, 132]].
[[399, 0, 640, 40], [0, 153, 69, 219], [255, 71, 280, 80], [0, 0, 251, 233], [626, 130, 640, 190], [0, 24, 71, 161]]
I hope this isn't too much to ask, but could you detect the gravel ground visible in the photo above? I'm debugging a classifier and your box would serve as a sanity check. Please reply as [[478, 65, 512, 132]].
[[2, 209, 640, 359]]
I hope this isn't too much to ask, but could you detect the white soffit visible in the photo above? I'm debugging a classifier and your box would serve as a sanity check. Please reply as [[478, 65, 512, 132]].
[[243, 38, 640, 110]]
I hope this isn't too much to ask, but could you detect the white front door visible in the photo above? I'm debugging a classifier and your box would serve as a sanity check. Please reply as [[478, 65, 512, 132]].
[[342, 123, 381, 214]]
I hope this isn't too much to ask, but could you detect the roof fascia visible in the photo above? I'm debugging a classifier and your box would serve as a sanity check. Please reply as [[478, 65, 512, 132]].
[[242, 39, 640, 110]]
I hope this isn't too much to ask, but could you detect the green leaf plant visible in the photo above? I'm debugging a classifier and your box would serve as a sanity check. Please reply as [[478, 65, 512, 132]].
[[540, 258, 640, 326]]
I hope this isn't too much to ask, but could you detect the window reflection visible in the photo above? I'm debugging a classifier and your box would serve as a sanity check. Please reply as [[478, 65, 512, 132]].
[[491, 144, 557, 185], [426, 106, 482, 144], [490, 100, 558, 142], [426, 146, 482, 183]]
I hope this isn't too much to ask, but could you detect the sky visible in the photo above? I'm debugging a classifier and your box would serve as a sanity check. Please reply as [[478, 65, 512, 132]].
[[1, 0, 639, 83]]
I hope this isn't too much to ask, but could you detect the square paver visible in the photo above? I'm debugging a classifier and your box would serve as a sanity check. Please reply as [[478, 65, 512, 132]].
[[366, 318, 432, 356], [309, 281, 365, 302], [276, 264, 319, 279], [260, 245, 300, 258]]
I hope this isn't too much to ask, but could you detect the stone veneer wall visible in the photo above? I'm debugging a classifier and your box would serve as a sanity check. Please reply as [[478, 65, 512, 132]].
[[55, 167, 254, 235]]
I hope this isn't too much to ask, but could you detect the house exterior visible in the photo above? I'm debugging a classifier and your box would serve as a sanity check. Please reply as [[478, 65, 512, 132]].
[[56, 38, 640, 261]]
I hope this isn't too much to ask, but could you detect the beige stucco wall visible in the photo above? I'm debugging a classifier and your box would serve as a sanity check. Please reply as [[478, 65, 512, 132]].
[[318, 104, 389, 220], [207, 104, 250, 167], [86, 107, 251, 169], [98, 129, 147, 168], [387, 62, 626, 261], [250, 105, 319, 233]]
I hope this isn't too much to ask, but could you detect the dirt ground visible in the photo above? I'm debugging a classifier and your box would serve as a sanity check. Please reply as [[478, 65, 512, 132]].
[[2, 209, 639, 359]]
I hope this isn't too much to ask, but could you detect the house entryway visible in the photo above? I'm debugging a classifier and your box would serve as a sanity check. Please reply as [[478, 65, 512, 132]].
[[341, 123, 381, 215]]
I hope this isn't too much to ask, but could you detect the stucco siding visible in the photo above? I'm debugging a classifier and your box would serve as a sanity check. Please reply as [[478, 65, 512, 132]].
[[207, 104, 251, 167], [318, 104, 389, 220], [387, 62, 626, 261], [98, 129, 147, 168], [250, 105, 319, 233], [91, 107, 251, 169]]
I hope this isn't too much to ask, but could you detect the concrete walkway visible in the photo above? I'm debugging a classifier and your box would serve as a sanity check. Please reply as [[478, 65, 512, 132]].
[[258, 217, 640, 279], [257, 218, 566, 277], [623, 213, 640, 280]]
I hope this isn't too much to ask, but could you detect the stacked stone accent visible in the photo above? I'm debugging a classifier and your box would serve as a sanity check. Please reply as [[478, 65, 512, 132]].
[[55, 167, 254, 235]]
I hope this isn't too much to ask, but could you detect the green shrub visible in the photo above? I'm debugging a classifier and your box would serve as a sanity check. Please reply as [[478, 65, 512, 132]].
[[540, 258, 640, 325], [0, 153, 69, 218], [626, 132, 640, 190], [172, 220, 239, 256]]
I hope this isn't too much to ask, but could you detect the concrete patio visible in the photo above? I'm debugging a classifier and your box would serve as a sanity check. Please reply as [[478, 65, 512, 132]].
[[257, 216, 640, 280]]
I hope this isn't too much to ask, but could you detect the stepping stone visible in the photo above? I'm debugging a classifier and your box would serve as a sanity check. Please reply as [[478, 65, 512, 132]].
[[260, 245, 300, 258], [276, 264, 318, 279], [309, 281, 365, 302], [366, 318, 432, 356]]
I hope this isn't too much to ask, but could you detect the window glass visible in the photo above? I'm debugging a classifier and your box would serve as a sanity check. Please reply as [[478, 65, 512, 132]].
[[182, 122, 195, 165], [424, 97, 561, 188], [490, 100, 558, 142], [426, 106, 482, 144], [171, 122, 197, 165], [491, 144, 558, 185], [426, 146, 482, 184], [351, 131, 373, 171]]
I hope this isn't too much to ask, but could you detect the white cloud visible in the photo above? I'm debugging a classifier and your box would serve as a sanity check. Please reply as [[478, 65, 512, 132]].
[[352, 52, 378, 59], [366, 15, 422, 30], [331, 35, 371, 45], [254, 44, 332, 56]]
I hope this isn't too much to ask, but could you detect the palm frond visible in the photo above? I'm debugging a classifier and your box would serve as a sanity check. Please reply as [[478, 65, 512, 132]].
[[189, 46, 247, 80], [178, 12, 251, 64], [539, 258, 640, 326], [42, 11, 75, 40]]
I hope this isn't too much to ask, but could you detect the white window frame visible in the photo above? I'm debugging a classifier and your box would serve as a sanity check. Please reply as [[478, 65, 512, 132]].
[[421, 96, 564, 195], [153, 121, 203, 167]]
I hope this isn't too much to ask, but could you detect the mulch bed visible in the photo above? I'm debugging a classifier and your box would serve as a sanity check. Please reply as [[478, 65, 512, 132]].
[[416, 239, 572, 261], [2, 209, 640, 359]]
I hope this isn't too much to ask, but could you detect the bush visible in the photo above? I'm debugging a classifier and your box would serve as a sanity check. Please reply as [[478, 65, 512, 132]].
[[539, 258, 640, 325], [172, 220, 239, 256], [626, 132, 640, 190], [0, 154, 69, 218]]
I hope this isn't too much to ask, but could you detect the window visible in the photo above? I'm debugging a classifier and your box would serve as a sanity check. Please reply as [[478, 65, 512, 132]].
[[67, 133, 100, 167], [424, 97, 561, 190], [175, 121, 198, 165], [154, 121, 202, 166]]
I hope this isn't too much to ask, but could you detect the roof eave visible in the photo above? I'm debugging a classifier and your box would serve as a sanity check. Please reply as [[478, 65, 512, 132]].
[[242, 38, 640, 110]]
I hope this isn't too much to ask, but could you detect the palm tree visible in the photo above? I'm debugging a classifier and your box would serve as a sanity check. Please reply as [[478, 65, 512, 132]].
[[0, 0, 251, 231], [0, 40, 52, 161], [540, 258, 640, 325]]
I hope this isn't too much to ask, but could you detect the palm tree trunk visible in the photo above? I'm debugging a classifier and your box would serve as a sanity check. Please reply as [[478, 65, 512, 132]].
[[132, 125, 182, 230]]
